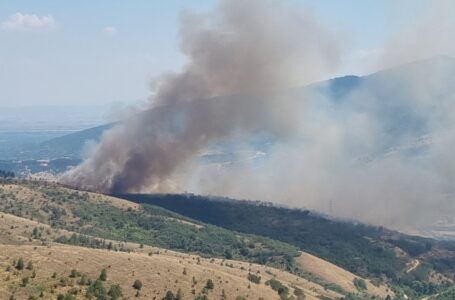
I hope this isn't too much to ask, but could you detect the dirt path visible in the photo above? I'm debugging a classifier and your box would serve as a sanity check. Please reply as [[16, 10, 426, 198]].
[[406, 259, 420, 273]]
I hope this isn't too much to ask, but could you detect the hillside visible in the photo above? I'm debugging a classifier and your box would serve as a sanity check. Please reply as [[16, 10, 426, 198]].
[[0, 211, 342, 300], [296, 252, 389, 296], [0, 179, 398, 299], [116, 193, 455, 299], [0, 181, 300, 270]]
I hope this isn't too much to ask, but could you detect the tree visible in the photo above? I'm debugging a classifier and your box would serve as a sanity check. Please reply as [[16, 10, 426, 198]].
[[247, 273, 261, 284], [133, 279, 143, 297], [16, 258, 24, 270], [86, 279, 107, 299], [32, 227, 39, 238], [205, 279, 214, 290], [108, 284, 123, 300], [163, 291, 175, 300], [26, 261, 33, 270], [133, 279, 142, 291], [99, 268, 107, 281]]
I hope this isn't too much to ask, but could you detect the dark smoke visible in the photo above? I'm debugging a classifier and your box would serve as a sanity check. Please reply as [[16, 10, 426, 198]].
[[61, 0, 343, 193]]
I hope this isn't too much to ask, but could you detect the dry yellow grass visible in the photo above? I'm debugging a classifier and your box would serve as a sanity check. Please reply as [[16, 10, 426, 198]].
[[0, 241, 342, 300], [0, 210, 342, 300], [296, 252, 392, 298]]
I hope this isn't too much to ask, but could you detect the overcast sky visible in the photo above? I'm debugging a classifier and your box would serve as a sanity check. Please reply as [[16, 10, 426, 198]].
[[0, 0, 433, 106]]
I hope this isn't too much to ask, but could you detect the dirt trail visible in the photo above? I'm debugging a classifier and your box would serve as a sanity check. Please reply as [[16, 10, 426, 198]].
[[406, 259, 420, 273]]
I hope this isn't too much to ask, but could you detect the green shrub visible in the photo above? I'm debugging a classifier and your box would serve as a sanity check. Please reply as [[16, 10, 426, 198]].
[[16, 258, 24, 270], [266, 278, 288, 297], [132, 279, 142, 291], [247, 273, 261, 284], [205, 279, 214, 290], [108, 284, 123, 300], [86, 279, 106, 299], [99, 268, 107, 281], [353, 278, 367, 291]]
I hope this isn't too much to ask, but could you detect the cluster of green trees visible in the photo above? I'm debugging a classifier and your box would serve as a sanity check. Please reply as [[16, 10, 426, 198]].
[[434, 286, 455, 300], [247, 273, 261, 284], [56, 233, 120, 251], [55, 268, 123, 300]]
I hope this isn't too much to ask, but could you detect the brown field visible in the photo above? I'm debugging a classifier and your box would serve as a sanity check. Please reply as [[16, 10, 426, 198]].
[[296, 252, 392, 298], [0, 242, 344, 300]]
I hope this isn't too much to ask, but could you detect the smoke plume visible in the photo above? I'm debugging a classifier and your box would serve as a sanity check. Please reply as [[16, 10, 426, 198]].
[[61, 0, 343, 193], [62, 0, 455, 232]]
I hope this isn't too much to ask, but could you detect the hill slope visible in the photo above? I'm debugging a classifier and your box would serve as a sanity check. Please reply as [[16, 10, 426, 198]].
[[0, 241, 342, 299], [0, 181, 299, 270], [116, 193, 455, 298], [0, 179, 399, 299]]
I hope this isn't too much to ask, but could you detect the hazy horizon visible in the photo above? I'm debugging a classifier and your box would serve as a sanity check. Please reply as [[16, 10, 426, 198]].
[[1, 0, 450, 107]]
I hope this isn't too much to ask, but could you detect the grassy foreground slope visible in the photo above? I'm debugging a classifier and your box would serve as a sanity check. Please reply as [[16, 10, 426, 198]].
[[0, 180, 298, 270], [0, 179, 398, 299], [0, 211, 343, 300]]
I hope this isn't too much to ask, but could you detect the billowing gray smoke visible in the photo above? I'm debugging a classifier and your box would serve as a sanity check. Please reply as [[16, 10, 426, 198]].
[[63, 0, 455, 233], [61, 0, 343, 193]]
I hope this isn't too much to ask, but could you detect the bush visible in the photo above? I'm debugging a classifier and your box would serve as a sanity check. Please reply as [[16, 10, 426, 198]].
[[353, 278, 367, 291], [247, 273, 261, 284], [163, 291, 175, 300], [16, 258, 24, 270], [133, 279, 143, 291], [108, 284, 123, 300], [69, 269, 80, 278], [266, 278, 288, 297], [205, 279, 214, 290], [99, 268, 107, 281], [86, 279, 107, 299]]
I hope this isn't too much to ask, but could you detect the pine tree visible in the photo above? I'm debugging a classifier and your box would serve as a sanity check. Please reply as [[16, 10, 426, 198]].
[[99, 268, 107, 281], [206, 279, 214, 290], [16, 258, 24, 270]]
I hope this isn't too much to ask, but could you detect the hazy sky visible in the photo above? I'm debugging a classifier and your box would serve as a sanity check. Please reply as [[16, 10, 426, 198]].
[[0, 0, 427, 106]]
